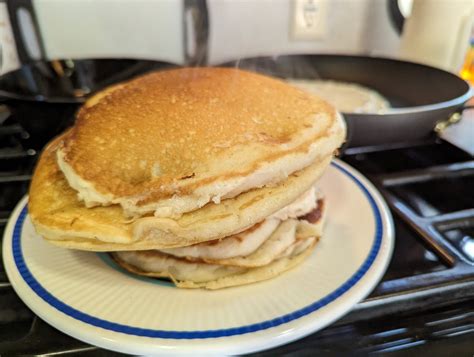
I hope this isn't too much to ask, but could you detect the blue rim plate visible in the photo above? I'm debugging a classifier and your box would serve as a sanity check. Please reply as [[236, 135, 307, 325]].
[[2, 159, 394, 355]]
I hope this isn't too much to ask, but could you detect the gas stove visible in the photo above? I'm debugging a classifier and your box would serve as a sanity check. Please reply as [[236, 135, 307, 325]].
[[0, 99, 473, 355]]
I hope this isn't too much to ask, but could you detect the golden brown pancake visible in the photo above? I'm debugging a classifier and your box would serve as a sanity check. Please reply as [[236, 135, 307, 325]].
[[56, 67, 345, 217]]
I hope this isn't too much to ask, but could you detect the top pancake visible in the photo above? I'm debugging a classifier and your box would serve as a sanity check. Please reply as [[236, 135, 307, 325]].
[[58, 67, 344, 217]]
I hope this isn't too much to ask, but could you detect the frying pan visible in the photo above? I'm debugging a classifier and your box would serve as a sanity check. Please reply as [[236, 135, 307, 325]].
[[221, 55, 472, 147], [0, 59, 174, 147]]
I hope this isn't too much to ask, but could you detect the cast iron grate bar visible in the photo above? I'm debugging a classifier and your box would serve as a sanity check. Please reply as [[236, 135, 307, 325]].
[[377, 172, 474, 265], [0, 148, 36, 160], [336, 152, 474, 320], [429, 209, 474, 225], [0, 123, 27, 137], [0, 175, 32, 183], [381, 190, 460, 265], [343, 139, 435, 156], [253, 300, 474, 356], [379, 161, 474, 186], [340, 138, 474, 319], [347, 267, 474, 322]]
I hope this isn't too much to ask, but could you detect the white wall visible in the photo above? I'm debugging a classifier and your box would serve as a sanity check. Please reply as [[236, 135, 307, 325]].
[[207, 0, 402, 64]]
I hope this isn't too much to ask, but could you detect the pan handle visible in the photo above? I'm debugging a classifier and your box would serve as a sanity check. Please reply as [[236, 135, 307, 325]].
[[338, 113, 353, 153], [434, 105, 474, 133]]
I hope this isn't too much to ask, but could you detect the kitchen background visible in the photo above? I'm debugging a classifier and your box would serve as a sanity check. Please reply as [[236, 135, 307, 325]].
[[1, 0, 471, 75], [0, 0, 473, 355]]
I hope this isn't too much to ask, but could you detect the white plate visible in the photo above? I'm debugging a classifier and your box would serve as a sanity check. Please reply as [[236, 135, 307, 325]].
[[2, 159, 394, 356]]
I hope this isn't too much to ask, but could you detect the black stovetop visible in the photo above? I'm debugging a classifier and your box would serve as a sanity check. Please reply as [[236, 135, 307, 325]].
[[0, 105, 473, 355]]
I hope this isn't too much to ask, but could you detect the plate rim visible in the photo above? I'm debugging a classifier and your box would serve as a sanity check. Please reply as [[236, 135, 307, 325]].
[[3, 159, 394, 353]]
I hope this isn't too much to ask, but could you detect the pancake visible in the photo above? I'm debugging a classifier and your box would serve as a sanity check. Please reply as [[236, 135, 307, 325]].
[[160, 219, 280, 260], [30, 134, 332, 250], [106, 197, 325, 289], [160, 187, 322, 260], [182, 241, 316, 289], [112, 238, 317, 289], [199, 219, 321, 268], [28, 68, 345, 290], [43, 199, 324, 256], [56, 68, 345, 218], [162, 197, 326, 266], [286, 79, 390, 114]]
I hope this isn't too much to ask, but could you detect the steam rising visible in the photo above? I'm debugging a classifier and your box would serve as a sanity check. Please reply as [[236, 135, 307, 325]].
[[230, 56, 323, 81]]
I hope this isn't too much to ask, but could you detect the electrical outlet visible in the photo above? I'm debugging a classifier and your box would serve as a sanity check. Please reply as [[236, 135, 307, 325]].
[[291, 0, 328, 40]]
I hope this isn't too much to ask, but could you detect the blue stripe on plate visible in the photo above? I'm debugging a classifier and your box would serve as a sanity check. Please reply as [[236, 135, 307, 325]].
[[12, 161, 383, 339]]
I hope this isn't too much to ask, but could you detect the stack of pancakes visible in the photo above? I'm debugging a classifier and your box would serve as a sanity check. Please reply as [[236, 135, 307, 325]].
[[29, 68, 346, 289]]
